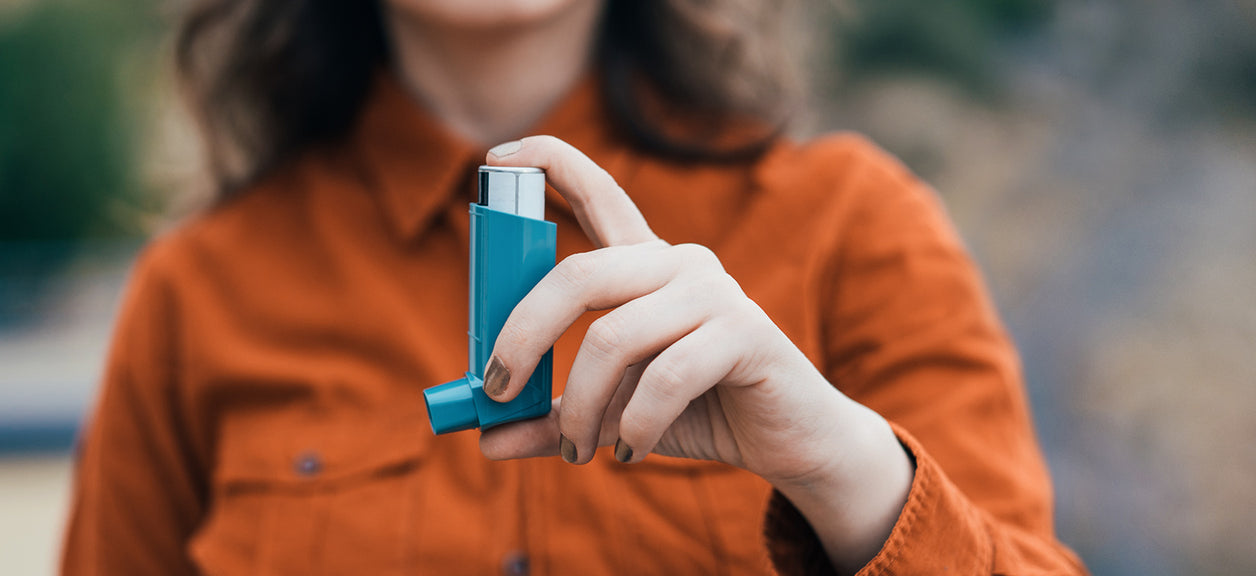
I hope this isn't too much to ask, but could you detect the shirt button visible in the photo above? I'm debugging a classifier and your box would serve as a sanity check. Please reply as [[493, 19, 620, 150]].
[[501, 552, 529, 576], [294, 452, 322, 477]]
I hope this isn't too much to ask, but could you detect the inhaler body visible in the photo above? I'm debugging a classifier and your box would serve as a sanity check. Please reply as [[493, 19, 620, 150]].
[[424, 167, 556, 434]]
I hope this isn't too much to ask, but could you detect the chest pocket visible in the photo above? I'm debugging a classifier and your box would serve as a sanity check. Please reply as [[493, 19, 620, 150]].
[[189, 397, 431, 576]]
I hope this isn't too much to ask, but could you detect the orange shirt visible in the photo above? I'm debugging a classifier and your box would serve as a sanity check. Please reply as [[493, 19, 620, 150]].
[[62, 73, 1086, 575]]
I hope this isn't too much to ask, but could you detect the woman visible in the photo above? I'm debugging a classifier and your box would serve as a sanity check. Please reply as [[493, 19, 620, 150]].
[[63, 0, 1087, 574]]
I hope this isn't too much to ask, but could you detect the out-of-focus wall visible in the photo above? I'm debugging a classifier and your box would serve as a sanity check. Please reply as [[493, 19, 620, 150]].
[[1, 1, 1253, 575], [817, 1, 1256, 574]]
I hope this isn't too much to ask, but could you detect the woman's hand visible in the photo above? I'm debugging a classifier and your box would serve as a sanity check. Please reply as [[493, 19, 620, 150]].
[[477, 136, 914, 573]]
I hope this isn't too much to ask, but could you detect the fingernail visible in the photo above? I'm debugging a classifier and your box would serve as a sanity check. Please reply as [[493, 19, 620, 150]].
[[483, 356, 510, 399], [559, 434, 577, 464], [614, 438, 633, 463], [488, 140, 522, 158]]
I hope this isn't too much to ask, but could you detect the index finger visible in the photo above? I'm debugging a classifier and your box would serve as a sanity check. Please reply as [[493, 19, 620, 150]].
[[487, 135, 657, 248]]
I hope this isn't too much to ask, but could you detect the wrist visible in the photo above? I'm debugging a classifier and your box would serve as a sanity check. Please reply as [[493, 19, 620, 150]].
[[770, 402, 915, 574], [765, 388, 890, 494]]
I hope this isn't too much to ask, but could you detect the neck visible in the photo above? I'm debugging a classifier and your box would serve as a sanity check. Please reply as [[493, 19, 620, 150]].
[[384, 5, 604, 147]]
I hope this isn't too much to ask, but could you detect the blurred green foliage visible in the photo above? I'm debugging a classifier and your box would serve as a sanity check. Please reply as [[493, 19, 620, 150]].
[[0, 1, 160, 322], [835, 0, 1052, 95]]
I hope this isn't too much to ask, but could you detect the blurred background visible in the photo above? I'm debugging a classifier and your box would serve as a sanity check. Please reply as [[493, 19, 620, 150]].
[[1, 0, 1253, 574]]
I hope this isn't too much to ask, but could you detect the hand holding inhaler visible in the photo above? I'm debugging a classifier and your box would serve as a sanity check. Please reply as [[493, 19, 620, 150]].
[[433, 136, 914, 571]]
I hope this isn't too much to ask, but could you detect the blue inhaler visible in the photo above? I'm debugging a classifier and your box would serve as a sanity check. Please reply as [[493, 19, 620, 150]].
[[424, 166, 556, 434]]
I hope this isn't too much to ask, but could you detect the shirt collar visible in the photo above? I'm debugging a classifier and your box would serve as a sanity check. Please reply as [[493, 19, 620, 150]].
[[350, 69, 622, 242]]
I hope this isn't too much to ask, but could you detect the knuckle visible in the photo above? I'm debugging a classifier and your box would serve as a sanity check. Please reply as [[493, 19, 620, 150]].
[[643, 359, 687, 402], [494, 316, 530, 354], [694, 271, 733, 297], [719, 295, 762, 328], [527, 134, 563, 150], [717, 272, 748, 300], [674, 242, 714, 260], [554, 251, 599, 293], [681, 268, 744, 311], [584, 315, 628, 362], [622, 361, 687, 442], [674, 243, 723, 271]]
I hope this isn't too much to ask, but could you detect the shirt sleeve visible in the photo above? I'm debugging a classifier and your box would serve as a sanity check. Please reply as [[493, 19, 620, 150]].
[[765, 138, 1087, 575], [61, 243, 207, 576]]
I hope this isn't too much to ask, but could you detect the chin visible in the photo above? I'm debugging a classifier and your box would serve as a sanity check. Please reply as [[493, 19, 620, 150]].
[[385, 0, 593, 30]]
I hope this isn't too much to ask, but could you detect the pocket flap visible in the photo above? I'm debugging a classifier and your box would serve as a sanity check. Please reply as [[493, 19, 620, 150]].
[[212, 401, 431, 489]]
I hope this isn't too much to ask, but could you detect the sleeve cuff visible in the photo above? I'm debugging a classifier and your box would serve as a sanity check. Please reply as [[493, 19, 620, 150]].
[[764, 422, 993, 576], [764, 488, 837, 575]]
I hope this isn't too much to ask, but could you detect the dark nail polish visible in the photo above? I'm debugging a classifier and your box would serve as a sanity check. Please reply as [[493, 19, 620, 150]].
[[559, 434, 577, 463], [614, 438, 633, 463], [484, 356, 510, 398]]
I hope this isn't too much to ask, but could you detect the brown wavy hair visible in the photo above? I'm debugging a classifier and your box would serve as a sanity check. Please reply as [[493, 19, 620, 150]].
[[176, 0, 802, 196]]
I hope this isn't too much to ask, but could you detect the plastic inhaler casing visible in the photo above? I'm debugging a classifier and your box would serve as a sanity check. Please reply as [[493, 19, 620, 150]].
[[424, 166, 556, 434]]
